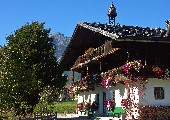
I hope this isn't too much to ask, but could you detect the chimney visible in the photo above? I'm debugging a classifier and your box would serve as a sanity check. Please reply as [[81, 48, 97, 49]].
[[166, 20, 170, 37]]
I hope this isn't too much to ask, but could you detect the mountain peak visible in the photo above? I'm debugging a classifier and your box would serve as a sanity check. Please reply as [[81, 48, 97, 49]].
[[51, 32, 70, 60]]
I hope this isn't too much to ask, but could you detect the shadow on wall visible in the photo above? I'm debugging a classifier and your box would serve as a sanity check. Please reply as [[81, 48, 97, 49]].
[[115, 83, 125, 98]]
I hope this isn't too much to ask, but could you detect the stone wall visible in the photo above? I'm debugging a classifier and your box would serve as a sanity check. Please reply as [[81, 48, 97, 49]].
[[139, 106, 170, 120]]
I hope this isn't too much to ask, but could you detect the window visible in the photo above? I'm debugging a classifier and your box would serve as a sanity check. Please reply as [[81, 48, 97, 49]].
[[154, 87, 164, 99]]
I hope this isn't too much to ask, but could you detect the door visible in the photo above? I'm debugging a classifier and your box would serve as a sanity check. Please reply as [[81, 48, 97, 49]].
[[103, 92, 106, 113]]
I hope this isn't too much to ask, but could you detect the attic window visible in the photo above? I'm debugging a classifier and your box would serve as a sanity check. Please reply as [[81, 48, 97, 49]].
[[154, 87, 164, 99]]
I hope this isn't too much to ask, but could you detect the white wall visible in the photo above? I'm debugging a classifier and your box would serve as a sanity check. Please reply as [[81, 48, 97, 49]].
[[77, 78, 170, 119], [114, 83, 127, 107], [78, 94, 83, 103], [77, 91, 88, 115], [142, 78, 170, 106], [77, 84, 127, 114], [95, 86, 115, 113], [128, 86, 140, 119]]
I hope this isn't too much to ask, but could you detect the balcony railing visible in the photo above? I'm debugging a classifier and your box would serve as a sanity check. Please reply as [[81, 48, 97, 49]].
[[71, 40, 119, 70]]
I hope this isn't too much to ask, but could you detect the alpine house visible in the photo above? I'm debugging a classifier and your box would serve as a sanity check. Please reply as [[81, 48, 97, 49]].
[[61, 3, 170, 120]]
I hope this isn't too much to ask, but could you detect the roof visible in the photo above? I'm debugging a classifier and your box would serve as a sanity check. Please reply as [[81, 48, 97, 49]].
[[60, 22, 170, 70]]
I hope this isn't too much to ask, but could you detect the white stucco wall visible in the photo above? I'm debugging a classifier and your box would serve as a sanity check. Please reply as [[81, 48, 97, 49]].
[[77, 84, 127, 115], [77, 86, 113, 114], [114, 83, 127, 107], [77, 78, 170, 119], [142, 78, 170, 106], [95, 86, 114, 113], [128, 86, 140, 119]]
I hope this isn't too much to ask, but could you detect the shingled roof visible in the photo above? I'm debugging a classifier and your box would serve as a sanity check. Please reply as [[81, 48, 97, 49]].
[[61, 22, 170, 70], [81, 22, 170, 40]]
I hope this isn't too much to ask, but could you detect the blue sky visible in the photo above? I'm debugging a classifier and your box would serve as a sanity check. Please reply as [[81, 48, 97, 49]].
[[1, 0, 170, 46]]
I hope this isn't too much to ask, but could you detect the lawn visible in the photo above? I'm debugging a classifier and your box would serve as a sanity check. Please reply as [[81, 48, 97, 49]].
[[34, 101, 77, 114]]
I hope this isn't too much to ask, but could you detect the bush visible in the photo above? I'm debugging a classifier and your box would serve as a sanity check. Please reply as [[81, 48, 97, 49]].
[[0, 110, 16, 120]]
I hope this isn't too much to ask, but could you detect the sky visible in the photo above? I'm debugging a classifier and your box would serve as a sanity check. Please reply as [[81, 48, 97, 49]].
[[0, 0, 170, 46]]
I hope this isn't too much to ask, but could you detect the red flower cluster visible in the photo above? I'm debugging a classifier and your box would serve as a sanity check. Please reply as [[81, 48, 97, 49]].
[[152, 66, 164, 76], [76, 102, 86, 111], [106, 99, 114, 111], [102, 76, 113, 88], [121, 99, 132, 109], [123, 60, 142, 74], [85, 48, 94, 55]]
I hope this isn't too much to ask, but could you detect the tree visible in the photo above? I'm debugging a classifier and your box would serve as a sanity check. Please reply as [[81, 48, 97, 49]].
[[0, 22, 67, 115]]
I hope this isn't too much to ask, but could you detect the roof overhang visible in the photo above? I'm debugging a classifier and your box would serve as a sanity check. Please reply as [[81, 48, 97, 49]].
[[60, 22, 170, 70], [60, 23, 116, 70]]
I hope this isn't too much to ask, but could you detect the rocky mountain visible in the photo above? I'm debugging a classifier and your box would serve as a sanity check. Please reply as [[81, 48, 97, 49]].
[[51, 32, 81, 83], [51, 32, 70, 60]]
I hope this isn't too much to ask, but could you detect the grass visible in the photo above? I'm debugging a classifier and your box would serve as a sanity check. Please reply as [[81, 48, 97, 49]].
[[34, 101, 77, 114], [51, 101, 77, 113]]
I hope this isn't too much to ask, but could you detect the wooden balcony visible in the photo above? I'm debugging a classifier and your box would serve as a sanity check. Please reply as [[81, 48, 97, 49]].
[[71, 40, 120, 70]]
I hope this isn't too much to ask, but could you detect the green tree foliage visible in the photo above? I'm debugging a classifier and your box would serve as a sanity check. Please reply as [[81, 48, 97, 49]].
[[0, 22, 67, 115]]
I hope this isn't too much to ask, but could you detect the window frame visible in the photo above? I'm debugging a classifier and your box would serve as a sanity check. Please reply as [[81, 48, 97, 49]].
[[154, 87, 164, 100]]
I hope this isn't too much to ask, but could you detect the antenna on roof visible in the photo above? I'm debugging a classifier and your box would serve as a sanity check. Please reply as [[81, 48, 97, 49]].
[[107, 2, 117, 26]]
